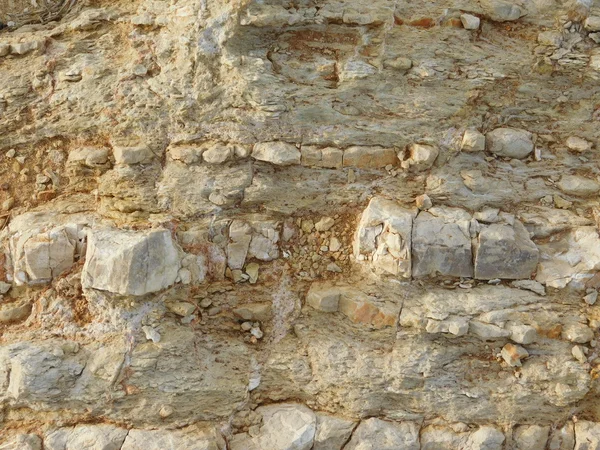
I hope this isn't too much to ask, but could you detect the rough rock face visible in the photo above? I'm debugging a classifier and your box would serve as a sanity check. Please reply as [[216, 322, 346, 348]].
[[2, 0, 600, 447]]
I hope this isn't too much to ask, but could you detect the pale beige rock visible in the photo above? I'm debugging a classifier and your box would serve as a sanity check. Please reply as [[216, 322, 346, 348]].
[[113, 146, 153, 165], [0, 434, 42, 450], [252, 142, 300, 166], [557, 175, 600, 197], [501, 343, 529, 367], [460, 14, 480, 30], [343, 146, 397, 169], [344, 419, 419, 450], [313, 413, 356, 450], [44, 425, 128, 450], [401, 144, 439, 171], [513, 425, 549, 450], [486, 128, 534, 159], [565, 136, 592, 152], [574, 421, 600, 450], [306, 283, 341, 313], [465, 426, 505, 450], [82, 228, 180, 296], [461, 129, 485, 151]]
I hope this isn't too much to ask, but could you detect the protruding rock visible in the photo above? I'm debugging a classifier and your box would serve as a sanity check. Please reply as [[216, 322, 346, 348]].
[[306, 283, 341, 313], [354, 197, 416, 278], [574, 421, 600, 450], [460, 14, 481, 30], [513, 425, 549, 450], [464, 426, 505, 450], [82, 228, 180, 296], [486, 128, 534, 159], [480, 0, 524, 22], [549, 422, 574, 450], [113, 145, 153, 165], [121, 427, 225, 450], [474, 219, 538, 280], [415, 194, 432, 211], [461, 129, 485, 151], [557, 175, 600, 197], [501, 343, 529, 367], [315, 217, 335, 232], [254, 404, 317, 450], [0, 434, 42, 450], [345, 418, 419, 450], [506, 322, 537, 345], [566, 136, 592, 152], [252, 142, 300, 166], [313, 413, 356, 450], [412, 207, 473, 278], [400, 143, 439, 171]]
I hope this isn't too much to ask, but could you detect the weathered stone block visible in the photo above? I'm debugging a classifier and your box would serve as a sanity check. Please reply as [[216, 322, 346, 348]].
[[486, 128, 534, 158], [412, 207, 473, 278], [474, 220, 538, 280], [354, 197, 416, 278], [345, 418, 419, 450], [252, 142, 300, 166], [343, 146, 397, 169], [82, 228, 180, 296]]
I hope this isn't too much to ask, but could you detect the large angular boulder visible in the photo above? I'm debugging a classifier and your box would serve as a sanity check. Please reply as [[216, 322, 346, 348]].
[[345, 418, 419, 450], [411, 207, 473, 278], [474, 219, 538, 280], [313, 413, 356, 450], [252, 141, 300, 166], [486, 128, 534, 159], [8, 223, 84, 286], [82, 228, 180, 296], [354, 197, 416, 278]]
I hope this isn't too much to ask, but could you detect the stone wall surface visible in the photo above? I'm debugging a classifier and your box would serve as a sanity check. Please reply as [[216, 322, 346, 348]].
[[1, 0, 600, 448]]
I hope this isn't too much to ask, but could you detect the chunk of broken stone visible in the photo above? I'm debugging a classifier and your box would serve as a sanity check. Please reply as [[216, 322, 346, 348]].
[[461, 129, 486, 151], [253, 404, 317, 450], [585, 16, 600, 32], [486, 128, 534, 159], [203, 143, 233, 164], [0, 302, 32, 323], [82, 228, 180, 296], [412, 207, 473, 278], [572, 345, 587, 363], [566, 136, 592, 152], [252, 141, 300, 166], [506, 322, 537, 345], [1, 433, 42, 450], [315, 217, 335, 232], [245, 262, 259, 284], [584, 290, 598, 305], [345, 418, 419, 450], [557, 175, 600, 197], [511, 279, 546, 296], [501, 343, 529, 366], [460, 14, 481, 30], [480, 0, 524, 22], [306, 283, 341, 313], [384, 57, 412, 71], [313, 413, 356, 450], [574, 421, 600, 449], [44, 425, 129, 450], [415, 194, 432, 210], [113, 145, 153, 165], [400, 143, 439, 171], [67, 147, 110, 166], [513, 425, 549, 450], [354, 197, 416, 277], [562, 322, 594, 344], [474, 220, 538, 280]]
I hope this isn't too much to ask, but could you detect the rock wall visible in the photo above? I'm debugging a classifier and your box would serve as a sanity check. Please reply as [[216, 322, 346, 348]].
[[1, 0, 600, 448]]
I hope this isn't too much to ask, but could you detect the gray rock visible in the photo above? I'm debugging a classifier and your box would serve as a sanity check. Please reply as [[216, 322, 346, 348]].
[[82, 228, 180, 296], [460, 14, 481, 30], [420, 425, 468, 449], [513, 425, 549, 450], [307, 283, 341, 313], [401, 144, 439, 172], [549, 422, 574, 450], [557, 175, 600, 197], [412, 207, 473, 278], [464, 426, 505, 450], [313, 413, 356, 450], [345, 418, 419, 450], [354, 197, 416, 278], [474, 220, 538, 280], [480, 0, 524, 22], [44, 425, 128, 450], [486, 128, 534, 158], [510, 279, 546, 296], [67, 147, 110, 166], [252, 142, 300, 166], [112, 145, 153, 165]]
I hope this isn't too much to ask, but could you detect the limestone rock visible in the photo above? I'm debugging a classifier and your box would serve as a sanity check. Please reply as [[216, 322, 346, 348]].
[[513, 425, 549, 450], [82, 228, 180, 296], [113, 145, 153, 165], [565, 136, 592, 152], [474, 220, 538, 280], [252, 142, 300, 166], [121, 427, 224, 450], [401, 144, 439, 171], [344, 418, 419, 450], [354, 197, 416, 278], [465, 426, 505, 450], [486, 128, 534, 158], [557, 175, 600, 197], [0, 434, 42, 450], [549, 422, 574, 450], [412, 207, 473, 278], [460, 14, 481, 30], [480, 0, 524, 22], [44, 425, 128, 450], [313, 413, 356, 450], [343, 146, 397, 169], [501, 343, 529, 367], [306, 283, 341, 313], [574, 421, 600, 450], [461, 129, 485, 151], [252, 404, 317, 450]]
